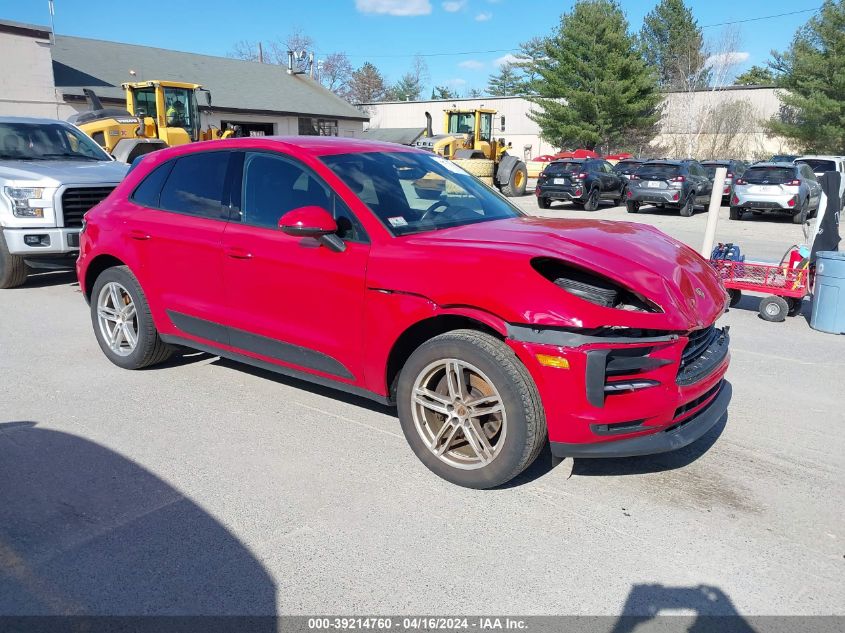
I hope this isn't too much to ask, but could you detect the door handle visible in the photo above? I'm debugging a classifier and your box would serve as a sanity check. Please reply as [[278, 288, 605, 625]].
[[128, 229, 151, 240], [225, 246, 253, 260]]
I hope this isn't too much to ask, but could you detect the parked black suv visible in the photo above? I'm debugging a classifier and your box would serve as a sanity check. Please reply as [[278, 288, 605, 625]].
[[625, 159, 713, 217], [701, 159, 748, 204], [536, 158, 624, 211]]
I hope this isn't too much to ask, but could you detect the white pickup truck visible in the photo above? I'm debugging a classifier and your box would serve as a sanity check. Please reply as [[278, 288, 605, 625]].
[[0, 116, 128, 288]]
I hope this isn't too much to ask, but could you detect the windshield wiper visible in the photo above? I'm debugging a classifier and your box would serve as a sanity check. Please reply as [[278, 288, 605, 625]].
[[38, 153, 103, 161]]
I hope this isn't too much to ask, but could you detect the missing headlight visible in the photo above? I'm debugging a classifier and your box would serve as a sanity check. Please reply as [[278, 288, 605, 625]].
[[532, 258, 662, 313]]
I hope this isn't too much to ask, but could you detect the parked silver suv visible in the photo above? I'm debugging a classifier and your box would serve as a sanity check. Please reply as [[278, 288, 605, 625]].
[[794, 155, 845, 207], [729, 162, 821, 223], [0, 117, 128, 288]]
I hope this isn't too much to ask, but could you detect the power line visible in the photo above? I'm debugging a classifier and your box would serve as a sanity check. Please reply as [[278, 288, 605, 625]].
[[318, 6, 822, 60], [700, 6, 822, 28]]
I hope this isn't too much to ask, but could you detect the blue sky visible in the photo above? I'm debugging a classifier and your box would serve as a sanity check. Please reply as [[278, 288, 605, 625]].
[[1, 0, 823, 94]]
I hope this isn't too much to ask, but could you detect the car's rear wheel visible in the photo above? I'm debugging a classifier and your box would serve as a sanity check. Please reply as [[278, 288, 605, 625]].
[[0, 232, 28, 289], [792, 198, 808, 224], [679, 193, 695, 217], [537, 196, 551, 209], [626, 200, 639, 214], [583, 187, 601, 211], [397, 330, 546, 489], [729, 206, 743, 220], [90, 266, 173, 369]]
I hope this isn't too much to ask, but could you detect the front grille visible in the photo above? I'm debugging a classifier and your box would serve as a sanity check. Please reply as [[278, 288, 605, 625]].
[[681, 325, 717, 369], [60, 187, 115, 228], [677, 325, 729, 386]]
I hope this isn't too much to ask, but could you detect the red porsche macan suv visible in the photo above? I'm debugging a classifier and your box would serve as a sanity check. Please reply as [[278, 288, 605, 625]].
[[77, 137, 731, 488]]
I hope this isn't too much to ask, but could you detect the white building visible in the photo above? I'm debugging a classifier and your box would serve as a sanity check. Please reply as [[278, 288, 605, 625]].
[[362, 86, 796, 160]]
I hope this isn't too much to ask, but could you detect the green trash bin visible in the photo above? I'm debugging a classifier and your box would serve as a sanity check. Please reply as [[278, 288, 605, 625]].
[[810, 251, 845, 334]]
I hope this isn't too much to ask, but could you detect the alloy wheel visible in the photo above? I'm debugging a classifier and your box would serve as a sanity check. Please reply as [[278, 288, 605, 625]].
[[411, 358, 507, 470], [96, 282, 139, 357]]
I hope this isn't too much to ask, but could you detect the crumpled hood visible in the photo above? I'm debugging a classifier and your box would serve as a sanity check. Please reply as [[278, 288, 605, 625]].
[[371, 216, 727, 332], [0, 159, 128, 186]]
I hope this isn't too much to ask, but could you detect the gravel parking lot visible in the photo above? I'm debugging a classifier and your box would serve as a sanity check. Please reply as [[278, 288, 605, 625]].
[[1, 198, 843, 617]]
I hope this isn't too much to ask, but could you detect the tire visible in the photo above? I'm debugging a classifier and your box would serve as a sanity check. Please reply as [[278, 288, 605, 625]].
[[792, 199, 808, 224], [679, 193, 695, 217], [626, 200, 640, 214], [758, 295, 788, 323], [729, 207, 743, 221], [90, 265, 173, 369], [786, 297, 804, 317], [0, 231, 28, 289], [583, 187, 601, 212], [501, 162, 528, 197], [537, 197, 551, 209], [727, 289, 742, 308], [396, 329, 547, 489], [451, 158, 495, 178]]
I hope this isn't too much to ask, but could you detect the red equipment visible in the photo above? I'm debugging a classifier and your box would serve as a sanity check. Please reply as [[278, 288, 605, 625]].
[[712, 245, 811, 322]]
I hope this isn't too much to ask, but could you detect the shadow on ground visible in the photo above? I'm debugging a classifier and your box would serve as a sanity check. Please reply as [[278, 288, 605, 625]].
[[17, 270, 78, 289], [610, 583, 756, 632], [0, 421, 276, 618]]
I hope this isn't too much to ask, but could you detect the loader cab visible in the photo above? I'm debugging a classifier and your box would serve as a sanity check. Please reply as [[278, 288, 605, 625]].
[[444, 108, 495, 159], [123, 81, 201, 146]]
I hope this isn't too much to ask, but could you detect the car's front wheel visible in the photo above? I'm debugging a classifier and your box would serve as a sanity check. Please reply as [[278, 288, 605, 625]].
[[397, 330, 547, 489], [0, 231, 28, 289], [90, 266, 173, 369]]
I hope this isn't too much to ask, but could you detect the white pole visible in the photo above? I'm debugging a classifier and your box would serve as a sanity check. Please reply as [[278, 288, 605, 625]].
[[701, 167, 727, 258]]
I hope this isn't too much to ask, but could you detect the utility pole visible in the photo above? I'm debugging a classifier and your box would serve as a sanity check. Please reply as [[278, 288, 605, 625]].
[[47, 0, 55, 45], [258, 41, 264, 64]]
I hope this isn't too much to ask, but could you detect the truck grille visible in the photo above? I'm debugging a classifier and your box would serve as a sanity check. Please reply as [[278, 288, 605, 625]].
[[60, 187, 115, 228]]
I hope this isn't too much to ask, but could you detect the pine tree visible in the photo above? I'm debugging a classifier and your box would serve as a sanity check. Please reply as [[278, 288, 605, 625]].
[[432, 85, 459, 100], [639, 0, 708, 89], [767, 0, 845, 152], [487, 63, 524, 96], [734, 65, 775, 86], [529, 0, 662, 152]]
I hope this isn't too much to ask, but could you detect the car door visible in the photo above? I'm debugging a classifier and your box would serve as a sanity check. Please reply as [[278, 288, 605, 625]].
[[801, 165, 822, 208], [124, 150, 233, 329], [221, 150, 370, 384], [690, 162, 711, 202], [601, 161, 621, 196]]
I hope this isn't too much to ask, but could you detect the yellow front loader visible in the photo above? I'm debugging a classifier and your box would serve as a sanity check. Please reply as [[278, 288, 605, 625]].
[[70, 80, 235, 163], [413, 108, 528, 197]]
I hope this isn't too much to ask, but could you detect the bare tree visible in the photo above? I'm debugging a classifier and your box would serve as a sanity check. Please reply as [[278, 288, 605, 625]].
[[319, 52, 353, 98], [228, 29, 315, 71], [229, 40, 261, 62]]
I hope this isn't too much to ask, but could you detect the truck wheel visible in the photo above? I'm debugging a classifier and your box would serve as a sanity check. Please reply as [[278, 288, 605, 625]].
[[538, 197, 551, 209], [759, 295, 788, 322], [501, 163, 528, 197], [90, 266, 173, 369], [679, 193, 695, 217], [0, 231, 28, 289], [729, 207, 743, 220], [727, 289, 742, 308], [396, 329, 547, 489], [583, 187, 601, 211], [626, 200, 639, 214]]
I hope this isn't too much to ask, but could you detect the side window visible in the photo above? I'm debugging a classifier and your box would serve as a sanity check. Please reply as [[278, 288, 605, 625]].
[[131, 161, 175, 208], [242, 152, 366, 241], [479, 113, 492, 143], [158, 152, 230, 219], [602, 162, 613, 173]]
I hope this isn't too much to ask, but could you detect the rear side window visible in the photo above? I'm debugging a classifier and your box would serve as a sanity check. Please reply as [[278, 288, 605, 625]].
[[159, 152, 230, 219], [131, 161, 174, 208], [743, 167, 796, 184]]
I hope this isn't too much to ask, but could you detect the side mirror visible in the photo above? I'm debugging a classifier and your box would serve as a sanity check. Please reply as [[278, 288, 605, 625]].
[[278, 206, 345, 252]]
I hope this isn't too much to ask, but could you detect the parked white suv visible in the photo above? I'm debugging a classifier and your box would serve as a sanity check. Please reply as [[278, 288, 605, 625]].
[[0, 116, 128, 288], [794, 155, 845, 206]]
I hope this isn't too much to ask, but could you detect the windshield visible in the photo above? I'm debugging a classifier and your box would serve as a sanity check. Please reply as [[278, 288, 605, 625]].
[[636, 163, 680, 179], [0, 121, 111, 161], [795, 159, 836, 174], [447, 112, 475, 135], [770, 155, 797, 163], [743, 167, 796, 184], [544, 161, 583, 175], [701, 163, 728, 178], [321, 151, 522, 236]]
